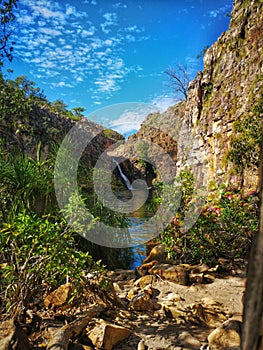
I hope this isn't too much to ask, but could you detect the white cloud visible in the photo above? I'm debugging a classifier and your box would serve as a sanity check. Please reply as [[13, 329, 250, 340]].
[[109, 111, 145, 134], [17, 14, 34, 25], [51, 81, 74, 88], [81, 27, 96, 37], [207, 4, 231, 18], [14, 0, 150, 102], [40, 27, 61, 36], [150, 95, 178, 113], [101, 12, 118, 33], [113, 3, 127, 9]]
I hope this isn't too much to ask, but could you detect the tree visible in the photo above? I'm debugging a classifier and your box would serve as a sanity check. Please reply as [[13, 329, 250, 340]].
[[165, 64, 190, 100], [72, 107, 85, 120], [0, 0, 18, 63], [51, 99, 68, 115], [241, 134, 263, 349]]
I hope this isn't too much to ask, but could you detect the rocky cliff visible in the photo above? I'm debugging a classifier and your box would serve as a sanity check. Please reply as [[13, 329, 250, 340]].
[[130, 0, 263, 190], [0, 104, 124, 167]]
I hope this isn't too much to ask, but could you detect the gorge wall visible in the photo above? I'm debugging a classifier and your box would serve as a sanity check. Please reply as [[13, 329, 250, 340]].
[[0, 105, 124, 167], [129, 0, 263, 191]]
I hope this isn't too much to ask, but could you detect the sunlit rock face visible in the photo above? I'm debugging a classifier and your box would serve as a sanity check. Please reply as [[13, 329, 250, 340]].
[[1, 105, 124, 166], [130, 0, 263, 190]]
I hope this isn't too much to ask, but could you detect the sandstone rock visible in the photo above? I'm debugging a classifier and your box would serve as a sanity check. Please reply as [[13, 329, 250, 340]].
[[69, 344, 93, 350], [149, 264, 189, 285], [129, 292, 154, 312], [86, 319, 131, 350], [178, 331, 201, 348], [113, 282, 123, 293], [137, 339, 147, 350], [134, 275, 154, 289], [0, 319, 31, 350], [189, 302, 228, 328], [44, 283, 73, 309], [165, 292, 182, 302], [109, 269, 136, 282], [126, 286, 140, 301], [136, 260, 159, 277], [124, 0, 263, 192], [143, 244, 167, 264], [207, 319, 241, 349], [161, 302, 188, 320]]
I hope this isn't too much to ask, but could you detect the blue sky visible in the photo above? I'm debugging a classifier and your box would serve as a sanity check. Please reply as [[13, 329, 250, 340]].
[[7, 0, 233, 135]]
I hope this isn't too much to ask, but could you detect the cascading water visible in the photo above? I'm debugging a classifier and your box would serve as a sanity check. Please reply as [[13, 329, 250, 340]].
[[112, 158, 134, 190]]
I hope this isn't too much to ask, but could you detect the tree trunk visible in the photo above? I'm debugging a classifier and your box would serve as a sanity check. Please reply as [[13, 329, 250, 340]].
[[242, 138, 263, 350]]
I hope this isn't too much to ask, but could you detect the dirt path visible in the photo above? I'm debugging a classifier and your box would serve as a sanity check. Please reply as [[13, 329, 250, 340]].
[[109, 270, 246, 349]]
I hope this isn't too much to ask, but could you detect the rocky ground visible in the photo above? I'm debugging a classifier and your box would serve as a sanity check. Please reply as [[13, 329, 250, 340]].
[[0, 258, 246, 350]]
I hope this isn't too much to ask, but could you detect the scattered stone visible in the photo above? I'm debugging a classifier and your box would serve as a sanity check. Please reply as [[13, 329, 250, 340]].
[[137, 339, 147, 350], [136, 260, 159, 277], [113, 282, 123, 293], [109, 269, 136, 282], [69, 344, 93, 350], [134, 275, 154, 289], [149, 264, 189, 285], [44, 283, 72, 309], [143, 244, 168, 264], [189, 302, 228, 327], [129, 292, 155, 312], [165, 292, 183, 302], [0, 319, 31, 350], [86, 319, 131, 350], [207, 319, 241, 349], [161, 302, 188, 320], [126, 286, 140, 301], [178, 331, 201, 348]]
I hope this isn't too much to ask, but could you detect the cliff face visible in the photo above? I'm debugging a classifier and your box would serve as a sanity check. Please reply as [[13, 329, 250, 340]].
[[131, 0, 263, 190], [0, 105, 124, 166]]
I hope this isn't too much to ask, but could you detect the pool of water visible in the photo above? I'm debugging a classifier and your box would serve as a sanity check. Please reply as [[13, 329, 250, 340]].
[[115, 188, 156, 269]]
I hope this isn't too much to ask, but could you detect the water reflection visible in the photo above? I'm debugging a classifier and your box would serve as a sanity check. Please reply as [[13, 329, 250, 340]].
[[114, 188, 156, 268]]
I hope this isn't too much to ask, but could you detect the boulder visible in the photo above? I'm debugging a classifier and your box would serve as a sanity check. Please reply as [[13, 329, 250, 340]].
[[178, 331, 201, 348], [0, 319, 31, 350], [44, 283, 73, 309], [86, 319, 131, 350], [126, 286, 140, 301], [207, 319, 241, 349], [134, 275, 154, 289], [143, 244, 167, 264], [189, 302, 228, 328], [149, 264, 189, 285], [129, 292, 155, 312], [69, 344, 93, 350]]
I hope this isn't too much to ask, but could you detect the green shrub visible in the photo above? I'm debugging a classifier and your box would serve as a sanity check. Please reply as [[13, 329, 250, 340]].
[[0, 212, 104, 316], [158, 170, 259, 265]]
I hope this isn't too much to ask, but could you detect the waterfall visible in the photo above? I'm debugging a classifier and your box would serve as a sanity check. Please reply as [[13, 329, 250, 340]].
[[113, 158, 133, 190]]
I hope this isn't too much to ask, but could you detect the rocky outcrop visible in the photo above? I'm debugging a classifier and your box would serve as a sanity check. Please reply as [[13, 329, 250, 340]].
[[178, 0, 263, 189], [129, 0, 263, 190], [0, 105, 124, 166]]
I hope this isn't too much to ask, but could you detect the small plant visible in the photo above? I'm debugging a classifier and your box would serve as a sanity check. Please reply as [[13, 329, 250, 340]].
[[157, 169, 259, 265], [0, 211, 104, 317], [227, 94, 263, 186]]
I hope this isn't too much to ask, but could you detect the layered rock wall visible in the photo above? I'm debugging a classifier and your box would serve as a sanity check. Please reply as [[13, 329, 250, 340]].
[[131, 0, 263, 190]]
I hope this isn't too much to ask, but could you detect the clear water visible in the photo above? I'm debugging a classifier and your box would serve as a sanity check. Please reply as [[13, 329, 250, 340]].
[[115, 188, 156, 269]]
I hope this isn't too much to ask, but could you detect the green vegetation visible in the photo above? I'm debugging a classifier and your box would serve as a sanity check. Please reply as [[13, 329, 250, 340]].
[[0, 72, 85, 124], [197, 45, 209, 59], [0, 0, 17, 63], [156, 170, 258, 265], [0, 212, 102, 317], [0, 70, 134, 318], [227, 91, 263, 186], [202, 82, 213, 103]]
